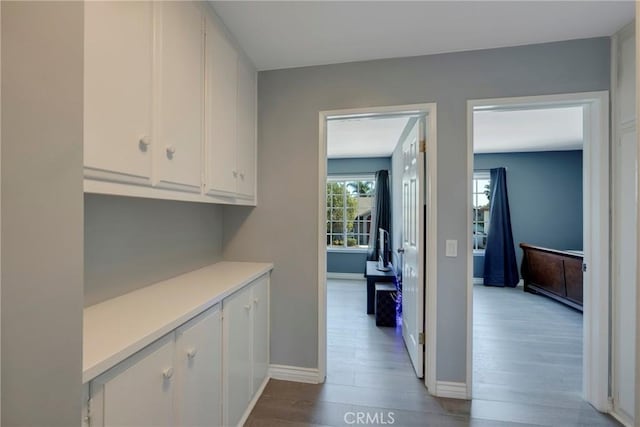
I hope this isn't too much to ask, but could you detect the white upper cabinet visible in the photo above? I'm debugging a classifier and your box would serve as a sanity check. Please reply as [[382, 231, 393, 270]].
[[236, 56, 258, 199], [155, 2, 204, 193], [205, 15, 239, 197], [84, 1, 153, 185], [83, 1, 258, 205]]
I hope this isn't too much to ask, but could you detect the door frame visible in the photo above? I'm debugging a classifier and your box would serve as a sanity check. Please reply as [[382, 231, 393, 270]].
[[318, 103, 438, 392], [465, 91, 610, 410]]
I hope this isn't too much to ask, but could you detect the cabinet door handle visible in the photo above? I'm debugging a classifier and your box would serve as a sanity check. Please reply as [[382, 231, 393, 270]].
[[139, 136, 151, 151], [162, 367, 174, 380], [232, 170, 238, 178], [243, 304, 252, 311], [187, 348, 198, 359], [253, 298, 259, 305], [239, 172, 245, 179], [166, 146, 176, 158]]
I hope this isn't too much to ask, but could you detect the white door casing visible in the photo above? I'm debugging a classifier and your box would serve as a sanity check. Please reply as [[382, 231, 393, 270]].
[[401, 118, 425, 378]]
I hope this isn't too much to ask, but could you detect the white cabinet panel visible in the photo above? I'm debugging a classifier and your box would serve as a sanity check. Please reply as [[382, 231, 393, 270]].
[[84, 1, 153, 185], [156, 2, 203, 193], [92, 335, 174, 427], [205, 15, 238, 196], [236, 57, 257, 199], [223, 286, 253, 427], [175, 305, 222, 427], [252, 276, 269, 395]]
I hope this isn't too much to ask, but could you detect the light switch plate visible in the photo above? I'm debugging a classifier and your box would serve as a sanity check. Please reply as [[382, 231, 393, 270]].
[[445, 240, 458, 257]]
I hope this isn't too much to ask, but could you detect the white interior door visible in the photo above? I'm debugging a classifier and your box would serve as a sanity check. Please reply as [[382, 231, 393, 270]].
[[401, 118, 425, 378]]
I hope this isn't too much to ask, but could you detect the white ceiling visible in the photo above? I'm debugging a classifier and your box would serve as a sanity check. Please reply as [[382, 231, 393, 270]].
[[210, 1, 634, 71], [473, 106, 583, 153], [327, 116, 410, 159]]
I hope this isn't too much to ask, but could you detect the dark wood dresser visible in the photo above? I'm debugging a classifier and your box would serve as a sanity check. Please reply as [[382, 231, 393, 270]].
[[520, 243, 583, 311]]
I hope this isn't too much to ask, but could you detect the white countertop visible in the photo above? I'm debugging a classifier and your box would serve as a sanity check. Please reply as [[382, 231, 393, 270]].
[[83, 261, 273, 383]]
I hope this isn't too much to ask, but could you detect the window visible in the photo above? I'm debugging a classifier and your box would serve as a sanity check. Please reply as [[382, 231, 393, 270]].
[[472, 171, 491, 251], [327, 177, 375, 249]]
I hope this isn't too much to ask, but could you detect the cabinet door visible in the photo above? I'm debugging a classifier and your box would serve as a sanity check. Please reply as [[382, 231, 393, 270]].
[[252, 276, 269, 395], [84, 1, 153, 185], [236, 56, 257, 200], [205, 15, 238, 196], [156, 1, 203, 193], [223, 287, 253, 426], [91, 335, 174, 427], [175, 305, 222, 427]]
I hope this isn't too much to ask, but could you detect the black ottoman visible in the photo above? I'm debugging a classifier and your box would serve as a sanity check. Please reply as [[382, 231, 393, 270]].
[[375, 283, 397, 327]]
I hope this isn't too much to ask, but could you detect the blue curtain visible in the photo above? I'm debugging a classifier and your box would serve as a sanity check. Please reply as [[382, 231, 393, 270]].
[[483, 167, 519, 287], [367, 170, 391, 262]]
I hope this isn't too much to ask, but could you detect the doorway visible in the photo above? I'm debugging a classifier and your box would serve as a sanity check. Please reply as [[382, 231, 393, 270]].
[[466, 92, 610, 414], [318, 103, 438, 392]]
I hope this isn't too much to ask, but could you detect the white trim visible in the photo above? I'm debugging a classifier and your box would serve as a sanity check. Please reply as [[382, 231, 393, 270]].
[[466, 92, 611, 409], [636, 10, 640, 427], [236, 375, 269, 427], [609, 410, 633, 427], [268, 364, 322, 384], [326, 272, 365, 280], [435, 381, 468, 400], [472, 278, 484, 285], [318, 103, 438, 395]]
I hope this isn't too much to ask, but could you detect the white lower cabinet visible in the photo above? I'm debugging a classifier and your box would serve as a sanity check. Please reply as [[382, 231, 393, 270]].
[[87, 275, 269, 427], [175, 306, 222, 427], [224, 274, 270, 426], [90, 334, 175, 427]]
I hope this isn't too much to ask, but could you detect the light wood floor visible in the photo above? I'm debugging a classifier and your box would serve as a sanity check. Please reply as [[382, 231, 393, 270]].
[[245, 279, 619, 426]]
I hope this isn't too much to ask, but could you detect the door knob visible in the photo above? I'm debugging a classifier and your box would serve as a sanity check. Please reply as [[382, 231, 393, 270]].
[[187, 348, 198, 359]]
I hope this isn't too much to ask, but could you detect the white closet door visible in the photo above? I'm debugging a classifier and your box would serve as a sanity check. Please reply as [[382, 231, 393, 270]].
[[612, 22, 636, 427], [156, 1, 203, 193]]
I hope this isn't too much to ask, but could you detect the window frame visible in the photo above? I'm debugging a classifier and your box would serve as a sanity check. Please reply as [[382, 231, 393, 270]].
[[326, 174, 376, 252], [472, 171, 491, 253]]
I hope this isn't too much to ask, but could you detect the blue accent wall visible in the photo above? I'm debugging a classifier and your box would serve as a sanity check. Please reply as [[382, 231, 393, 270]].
[[473, 150, 583, 278], [327, 157, 391, 274]]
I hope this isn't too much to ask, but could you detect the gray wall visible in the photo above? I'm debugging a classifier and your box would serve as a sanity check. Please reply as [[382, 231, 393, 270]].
[[223, 38, 610, 381], [473, 150, 583, 278], [2, 2, 84, 425], [84, 194, 224, 306], [326, 157, 390, 274]]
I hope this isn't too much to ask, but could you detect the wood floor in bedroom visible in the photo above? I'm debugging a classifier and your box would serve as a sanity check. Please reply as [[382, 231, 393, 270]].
[[245, 279, 619, 426]]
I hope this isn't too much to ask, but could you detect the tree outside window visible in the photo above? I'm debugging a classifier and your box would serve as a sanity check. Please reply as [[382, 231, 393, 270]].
[[327, 178, 375, 249]]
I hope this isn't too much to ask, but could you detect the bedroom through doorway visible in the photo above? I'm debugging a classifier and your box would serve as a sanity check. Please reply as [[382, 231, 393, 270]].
[[466, 92, 611, 424]]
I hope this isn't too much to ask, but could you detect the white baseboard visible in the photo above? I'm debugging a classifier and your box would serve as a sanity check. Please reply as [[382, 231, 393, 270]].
[[435, 381, 468, 399], [268, 364, 322, 384], [237, 375, 269, 427], [473, 277, 483, 285], [326, 272, 364, 280], [609, 408, 633, 427]]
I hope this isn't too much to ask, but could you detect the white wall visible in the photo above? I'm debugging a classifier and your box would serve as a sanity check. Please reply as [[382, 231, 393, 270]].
[[1, 2, 84, 424]]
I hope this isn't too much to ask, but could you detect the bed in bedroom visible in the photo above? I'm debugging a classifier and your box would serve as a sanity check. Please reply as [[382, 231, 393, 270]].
[[519, 243, 583, 312]]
